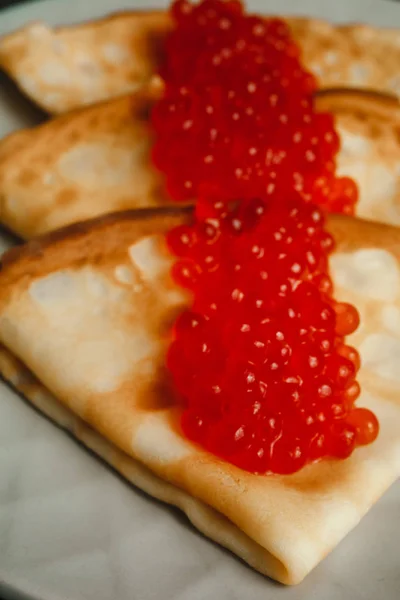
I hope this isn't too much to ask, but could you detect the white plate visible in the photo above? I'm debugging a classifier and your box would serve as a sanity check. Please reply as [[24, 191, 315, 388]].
[[1, 1, 400, 599]]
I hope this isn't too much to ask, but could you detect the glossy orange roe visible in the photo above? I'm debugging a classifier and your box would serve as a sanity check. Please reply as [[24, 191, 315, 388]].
[[166, 197, 378, 474], [152, 0, 358, 215], [153, 0, 378, 475]]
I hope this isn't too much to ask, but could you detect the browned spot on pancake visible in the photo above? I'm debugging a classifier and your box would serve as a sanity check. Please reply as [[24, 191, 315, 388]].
[[131, 14, 172, 75], [65, 129, 83, 145], [87, 114, 101, 129], [282, 460, 355, 496], [141, 368, 177, 411], [17, 168, 36, 186], [57, 188, 77, 207], [117, 196, 141, 210]]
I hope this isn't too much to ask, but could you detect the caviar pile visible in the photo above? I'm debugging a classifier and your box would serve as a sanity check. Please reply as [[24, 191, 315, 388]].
[[152, 0, 358, 215], [154, 0, 379, 475], [166, 198, 379, 474]]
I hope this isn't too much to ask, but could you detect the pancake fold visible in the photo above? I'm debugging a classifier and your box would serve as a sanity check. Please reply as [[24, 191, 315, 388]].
[[0, 207, 399, 585], [0, 88, 399, 239], [1, 12, 400, 113]]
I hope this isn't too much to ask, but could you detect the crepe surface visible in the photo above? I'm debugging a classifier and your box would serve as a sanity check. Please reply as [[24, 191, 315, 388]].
[[0, 89, 168, 239], [0, 345, 287, 583], [1, 11, 400, 114], [0, 207, 399, 585], [317, 90, 400, 226], [0, 11, 171, 114], [0, 87, 399, 239]]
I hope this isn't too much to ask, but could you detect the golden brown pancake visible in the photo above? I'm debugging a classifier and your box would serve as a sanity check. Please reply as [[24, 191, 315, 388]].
[[0, 11, 171, 114], [0, 87, 168, 239], [318, 89, 400, 225], [286, 17, 400, 96], [0, 87, 399, 239], [0, 207, 399, 584], [1, 12, 400, 113]]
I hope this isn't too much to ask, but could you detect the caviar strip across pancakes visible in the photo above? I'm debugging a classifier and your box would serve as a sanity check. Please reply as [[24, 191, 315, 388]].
[[153, 0, 379, 474]]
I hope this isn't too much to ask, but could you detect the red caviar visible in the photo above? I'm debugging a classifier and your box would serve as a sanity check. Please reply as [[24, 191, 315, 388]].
[[153, 0, 379, 475], [166, 197, 378, 474], [152, 0, 358, 215]]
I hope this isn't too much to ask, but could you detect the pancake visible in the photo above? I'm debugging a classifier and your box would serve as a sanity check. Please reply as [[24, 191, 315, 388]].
[[0, 207, 399, 584], [0, 87, 399, 239], [0, 86, 168, 239], [0, 11, 171, 114], [318, 89, 400, 225], [1, 11, 400, 113]]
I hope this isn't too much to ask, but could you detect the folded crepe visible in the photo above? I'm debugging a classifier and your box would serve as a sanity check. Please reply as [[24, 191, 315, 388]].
[[0, 11, 171, 114], [0, 88, 167, 239], [0, 87, 399, 239], [317, 89, 400, 226], [0, 206, 399, 585], [1, 11, 400, 114]]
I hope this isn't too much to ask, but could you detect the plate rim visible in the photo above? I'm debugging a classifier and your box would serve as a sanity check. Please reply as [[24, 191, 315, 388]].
[[2, 0, 400, 32], [1, 1, 400, 599]]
